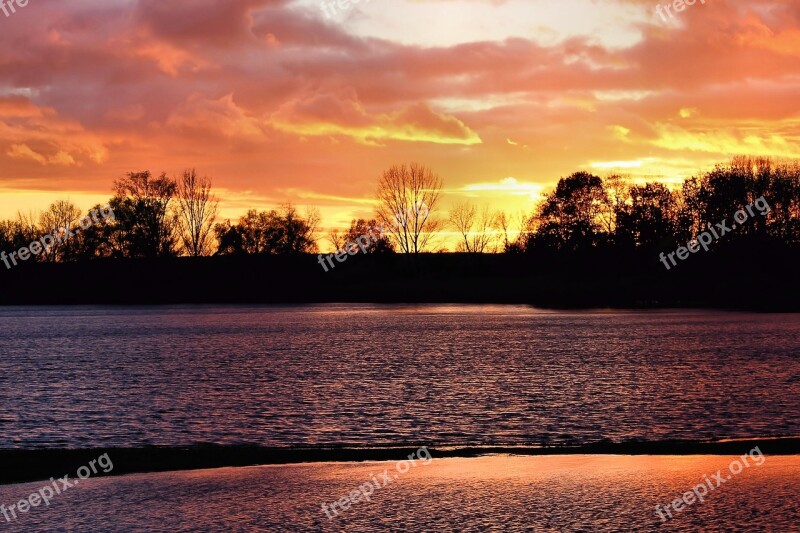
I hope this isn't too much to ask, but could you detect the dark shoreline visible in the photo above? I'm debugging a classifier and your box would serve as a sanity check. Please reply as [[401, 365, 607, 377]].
[[1, 247, 800, 310], [1, 437, 798, 486]]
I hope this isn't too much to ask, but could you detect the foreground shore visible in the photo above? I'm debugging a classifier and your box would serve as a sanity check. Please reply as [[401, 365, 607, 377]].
[[1, 437, 798, 486], [0, 454, 797, 531]]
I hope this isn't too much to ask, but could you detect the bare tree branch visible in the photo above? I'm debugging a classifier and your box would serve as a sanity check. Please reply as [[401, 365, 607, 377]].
[[376, 163, 443, 253], [176, 170, 219, 257]]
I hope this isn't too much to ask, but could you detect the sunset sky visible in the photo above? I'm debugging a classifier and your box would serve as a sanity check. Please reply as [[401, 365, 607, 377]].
[[1, 0, 799, 240]]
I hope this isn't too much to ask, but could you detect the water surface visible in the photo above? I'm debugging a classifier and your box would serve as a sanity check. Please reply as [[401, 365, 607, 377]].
[[0, 305, 798, 448]]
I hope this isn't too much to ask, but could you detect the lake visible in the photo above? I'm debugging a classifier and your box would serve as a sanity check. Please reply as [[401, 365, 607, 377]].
[[0, 304, 798, 448]]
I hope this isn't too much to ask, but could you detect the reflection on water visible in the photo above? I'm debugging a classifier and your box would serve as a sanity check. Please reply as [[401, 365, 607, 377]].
[[0, 455, 797, 532], [0, 304, 798, 448]]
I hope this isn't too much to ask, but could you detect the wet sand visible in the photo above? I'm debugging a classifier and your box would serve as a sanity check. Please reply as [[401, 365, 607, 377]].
[[2, 437, 799, 486], [0, 454, 797, 532]]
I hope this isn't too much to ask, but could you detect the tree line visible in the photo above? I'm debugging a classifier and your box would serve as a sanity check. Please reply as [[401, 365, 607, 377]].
[[446, 155, 800, 255], [522, 155, 800, 254], [2, 156, 799, 262]]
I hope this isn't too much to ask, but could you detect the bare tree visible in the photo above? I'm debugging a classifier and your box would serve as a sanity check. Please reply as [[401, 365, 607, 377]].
[[176, 170, 219, 256], [450, 201, 476, 251], [38, 200, 81, 262], [13, 210, 40, 257], [498, 210, 533, 253], [327, 229, 345, 251], [304, 206, 321, 252], [376, 163, 443, 253], [449, 202, 498, 253], [16, 210, 38, 237]]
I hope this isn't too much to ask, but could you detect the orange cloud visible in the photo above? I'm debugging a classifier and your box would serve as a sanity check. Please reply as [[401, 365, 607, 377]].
[[270, 92, 482, 145], [0, 97, 109, 169], [0, 0, 799, 238]]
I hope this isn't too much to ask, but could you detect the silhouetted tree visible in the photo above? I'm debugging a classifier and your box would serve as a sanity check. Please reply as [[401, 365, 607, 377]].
[[175, 170, 218, 257], [4, 155, 800, 267], [682, 157, 800, 243], [697, 160, 754, 239], [497, 211, 533, 253], [0, 212, 39, 259], [73, 204, 120, 260], [38, 200, 81, 262], [601, 174, 631, 239], [341, 218, 394, 254], [327, 227, 345, 252], [376, 163, 443, 253], [0, 221, 12, 252], [615, 183, 678, 248], [280, 205, 319, 254], [112, 171, 178, 258], [528, 171, 609, 251], [767, 160, 800, 244], [675, 177, 702, 244], [214, 220, 244, 255], [449, 202, 498, 253], [214, 205, 318, 255]]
